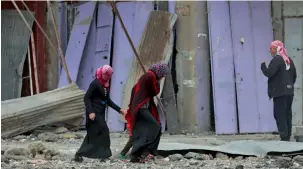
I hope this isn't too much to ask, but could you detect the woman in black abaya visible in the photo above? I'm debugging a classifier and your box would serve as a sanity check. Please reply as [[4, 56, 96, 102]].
[[74, 65, 126, 162]]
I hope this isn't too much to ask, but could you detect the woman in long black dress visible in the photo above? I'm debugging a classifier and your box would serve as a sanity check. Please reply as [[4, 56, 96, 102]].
[[74, 65, 126, 162], [127, 63, 169, 163]]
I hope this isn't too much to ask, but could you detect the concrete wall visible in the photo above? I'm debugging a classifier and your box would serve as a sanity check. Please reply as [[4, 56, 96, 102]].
[[175, 1, 211, 133], [272, 1, 303, 41], [272, 1, 303, 129]]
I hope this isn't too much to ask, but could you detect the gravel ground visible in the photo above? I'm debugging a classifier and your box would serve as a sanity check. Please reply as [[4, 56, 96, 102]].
[[1, 127, 303, 169]]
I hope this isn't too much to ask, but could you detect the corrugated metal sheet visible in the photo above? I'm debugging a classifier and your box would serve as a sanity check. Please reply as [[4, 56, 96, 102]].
[[120, 11, 177, 114], [1, 83, 85, 138], [1, 10, 35, 101]]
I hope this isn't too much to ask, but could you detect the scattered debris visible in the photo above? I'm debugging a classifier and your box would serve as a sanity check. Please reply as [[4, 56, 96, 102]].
[[215, 152, 229, 160], [28, 142, 46, 158], [168, 154, 183, 161], [1, 132, 303, 169], [54, 127, 69, 134], [38, 133, 59, 142], [293, 155, 303, 166]]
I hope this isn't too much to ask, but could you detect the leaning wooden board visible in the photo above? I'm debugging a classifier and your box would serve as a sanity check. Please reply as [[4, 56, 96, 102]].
[[119, 11, 177, 124]]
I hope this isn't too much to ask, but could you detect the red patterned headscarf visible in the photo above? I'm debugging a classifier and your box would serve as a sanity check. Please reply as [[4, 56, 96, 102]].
[[95, 65, 113, 88], [270, 40, 290, 70], [150, 63, 169, 79]]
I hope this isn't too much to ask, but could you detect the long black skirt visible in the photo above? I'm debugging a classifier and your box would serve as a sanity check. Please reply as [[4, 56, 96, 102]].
[[131, 108, 161, 157], [76, 106, 112, 159]]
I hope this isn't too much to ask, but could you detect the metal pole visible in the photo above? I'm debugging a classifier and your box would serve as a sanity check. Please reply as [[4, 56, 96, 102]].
[[27, 46, 34, 95]]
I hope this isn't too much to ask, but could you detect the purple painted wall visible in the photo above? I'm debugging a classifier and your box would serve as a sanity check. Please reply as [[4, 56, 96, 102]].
[[208, 1, 275, 134], [168, 1, 175, 13], [95, 3, 114, 125], [57, 2, 68, 75], [76, 3, 114, 127], [230, 1, 275, 133], [230, 1, 260, 133], [76, 10, 96, 91], [250, 2, 276, 132], [58, 1, 97, 88], [208, 1, 238, 134], [109, 2, 154, 132]]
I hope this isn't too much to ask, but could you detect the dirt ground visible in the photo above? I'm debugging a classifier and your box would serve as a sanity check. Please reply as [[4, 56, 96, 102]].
[[1, 129, 303, 169]]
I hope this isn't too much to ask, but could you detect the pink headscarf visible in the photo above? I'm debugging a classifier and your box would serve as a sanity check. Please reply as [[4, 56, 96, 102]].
[[95, 65, 113, 88], [270, 40, 290, 70]]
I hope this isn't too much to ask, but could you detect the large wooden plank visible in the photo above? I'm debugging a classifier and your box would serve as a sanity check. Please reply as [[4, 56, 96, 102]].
[[285, 18, 303, 126], [58, 2, 97, 88], [251, 1, 276, 132], [207, 1, 238, 134], [110, 2, 154, 127], [117, 9, 177, 124]]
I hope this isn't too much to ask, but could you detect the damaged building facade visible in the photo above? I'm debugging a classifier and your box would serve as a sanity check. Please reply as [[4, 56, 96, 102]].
[[1, 1, 303, 136]]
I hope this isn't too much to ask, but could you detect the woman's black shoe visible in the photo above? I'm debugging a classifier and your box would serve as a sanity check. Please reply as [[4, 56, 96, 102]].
[[74, 155, 83, 162], [130, 156, 145, 163], [100, 158, 110, 163]]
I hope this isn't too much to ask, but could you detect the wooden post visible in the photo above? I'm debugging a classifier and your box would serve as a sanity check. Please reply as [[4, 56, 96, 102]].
[[27, 46, 34, 95], [47, 0, 72, 84], [30, 33, 40, 94], [19, 0, 72, 84]]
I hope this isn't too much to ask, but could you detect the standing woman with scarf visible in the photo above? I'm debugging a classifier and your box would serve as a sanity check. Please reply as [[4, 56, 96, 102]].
[[261, 40, 297, 141], [74, 65, 126, 162], [127, 63, 169, 163]]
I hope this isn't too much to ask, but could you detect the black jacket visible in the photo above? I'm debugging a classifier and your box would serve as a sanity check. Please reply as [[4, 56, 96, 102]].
[[84, 78, 121, 114], [261, 55, 297, 99]]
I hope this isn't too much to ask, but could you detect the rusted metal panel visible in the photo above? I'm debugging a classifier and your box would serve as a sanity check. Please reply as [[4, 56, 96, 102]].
[[285, 18, 303, 126], [1, 1, 48, 94], [1, 10, 35, 101], [119, 11, 177, 128]]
